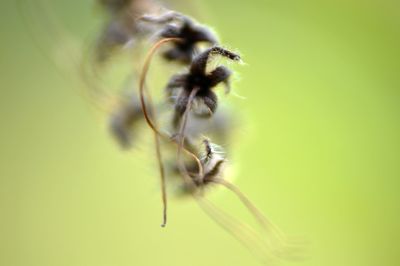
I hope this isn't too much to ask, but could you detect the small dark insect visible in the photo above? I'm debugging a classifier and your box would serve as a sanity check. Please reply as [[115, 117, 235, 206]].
[[166, 46, 240, 127], [140, 11, 218, 64]]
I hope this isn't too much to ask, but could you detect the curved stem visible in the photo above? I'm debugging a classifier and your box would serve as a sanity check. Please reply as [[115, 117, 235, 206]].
[[138, 38, 203, 226], [138, 38, 203, 175], [138, 38, 170, 227]]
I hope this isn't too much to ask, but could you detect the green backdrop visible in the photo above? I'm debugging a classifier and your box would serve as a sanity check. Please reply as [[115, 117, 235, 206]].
[[1, 0, 399, 265]]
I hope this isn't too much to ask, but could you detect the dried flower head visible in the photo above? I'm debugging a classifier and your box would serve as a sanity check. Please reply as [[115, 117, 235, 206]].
[[99, 0, 132, 15], [96, 0, 160, 62], [166, 46, 240, 127], [197, 139, 226, 184], [140, 11, 218, 64], [109, 93, 150, 149], [173, 138, 226, 194]]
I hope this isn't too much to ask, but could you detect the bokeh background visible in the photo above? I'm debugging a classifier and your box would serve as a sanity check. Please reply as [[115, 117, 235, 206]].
[[1, 0, 399, 266]]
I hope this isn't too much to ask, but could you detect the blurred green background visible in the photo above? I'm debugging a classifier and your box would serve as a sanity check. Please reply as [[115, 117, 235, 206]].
[[1, 0, 399, 265]]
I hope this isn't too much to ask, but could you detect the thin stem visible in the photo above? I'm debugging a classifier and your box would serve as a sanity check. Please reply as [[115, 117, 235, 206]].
[[176, 87, 201, 185], [138, 38, 173, 227], [143, 86, 167, 227], [138, 38, 203, 176], [156, 131, 168, 227], [138, 37, 203, 226]]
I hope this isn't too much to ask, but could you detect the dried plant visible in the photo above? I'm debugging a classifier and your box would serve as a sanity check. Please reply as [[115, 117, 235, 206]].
[[19, 0, 306, 263], [140, 11, 218, 63], [136, 34, 305, 262], [95, 0, 161, 62], [97, 3, 305, 263]]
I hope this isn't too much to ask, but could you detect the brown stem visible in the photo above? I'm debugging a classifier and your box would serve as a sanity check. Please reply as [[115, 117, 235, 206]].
[[138, 38, 203, 175], [143, 87, 167, 227], [176, 87, 202, 185], [138, 37, 203, 226]]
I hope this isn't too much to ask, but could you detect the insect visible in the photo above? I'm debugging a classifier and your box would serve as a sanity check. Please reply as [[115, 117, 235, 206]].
[[18, 0, 305, 264]]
